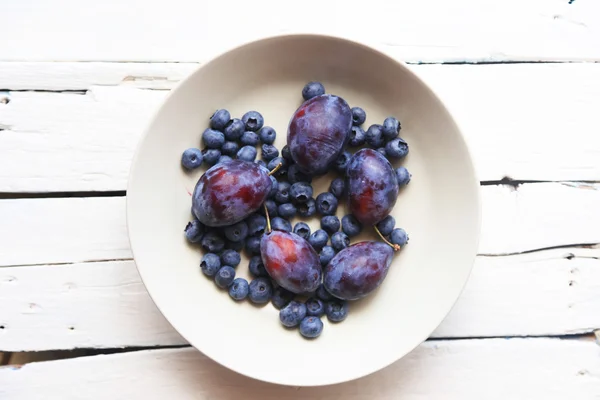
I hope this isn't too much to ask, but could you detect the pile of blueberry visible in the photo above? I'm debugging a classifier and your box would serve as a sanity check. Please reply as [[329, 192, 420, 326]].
[[181, 81, 410, 339]]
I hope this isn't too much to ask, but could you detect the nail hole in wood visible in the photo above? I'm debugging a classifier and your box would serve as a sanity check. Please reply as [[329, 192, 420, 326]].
[[0, 325, 5, 330], [565, 253, 575, 260], [0, 96, 9, 104], [68, 326, 75, 331]]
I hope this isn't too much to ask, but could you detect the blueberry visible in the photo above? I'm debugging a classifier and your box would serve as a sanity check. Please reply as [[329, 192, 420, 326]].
[[200, 253, 221, 277], [202, 148, 221, 166], [376, 215, 395, 236], [315, 192, 338, 216], [217, 155, 233, 164], [289, 182, 313, 204], [271, 217, 292, 232], [215, 265, 235, 288], [263, 199, 278, 218], [258, 126, 276, 144], [229, 278, 249, 301], [236, 145, 257, 162], [287, 164, 312, 184], [242, 111, 264, 132], [321, 215, 340, 235], [376, 147, 387, 157], [201, 231, 225, 253], [302, 81, 325, 101], [240, 131, 259, 146], [268, 157, 287, 177], [329, 178, 345, 199], [305, 297, 325, 317], [261, 144, 279, 162], [246, 213, 267, 236], [365, 124, 385, 148], [223, 118, 245, 141], [279, 300, 307, 327], [277, 203, 297, 219], [202, 128, 225, 149], [316, 283, 333, 301], [348, 126, 366, 147], [299, 316, 323, 338], [293, 222, 311, 240], [221, 141, 239, 156], [249, 255, 268, 277], [210, 109, 231, 131], [181, 148, 203, 170], [341, 214, 362, 237], [325, 299, 349, 322], [351, 107, 367, 126], [297, 198, 316, 217], [224, 221, 248, 242], [272, 287, 295, 309], [319, 246, 336, 267], [245, 235, 261, 255], [226, 238, 245, 252], [382, 116, 401, 140], [184, 219, 204, 243], [221, 249, 241, 267], [309, 229, 329, 252], [281, 145, 292, 162], [268, 175, 278, 199], [255, 159, 267, 169], [395, 167, 412, 186], [334, 150, 352, 173], [390, 228, 409, 247], [275, 181, 291, 204], [331, 231, 350, 251], [385, 138, 409, 159], [249, 278, 273, 304]]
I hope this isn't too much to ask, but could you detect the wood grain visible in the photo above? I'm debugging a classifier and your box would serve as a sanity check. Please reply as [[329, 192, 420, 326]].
[[0, 0, 599, 63], [1, 64, 599, 193], [0, 248, 598, 351], [1, 339, 599, 399]]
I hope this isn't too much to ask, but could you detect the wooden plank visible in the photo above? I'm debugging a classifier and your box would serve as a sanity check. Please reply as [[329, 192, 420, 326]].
[[1, 339, 598, 399], [0, 260, 184, 350], [0, 197, 130, 266], [1, 183, 598, 267], [0, 62, 197, 91], [1, 64, 600, 192], [0, 0, 599, 63], [0, 248, 598, 351]]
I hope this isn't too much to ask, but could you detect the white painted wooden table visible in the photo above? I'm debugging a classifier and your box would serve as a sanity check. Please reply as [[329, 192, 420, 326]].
[[1, 1, 600, 398]]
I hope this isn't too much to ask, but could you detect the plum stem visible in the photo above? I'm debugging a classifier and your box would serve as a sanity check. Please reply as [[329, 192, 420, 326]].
[[263, 203, 272, 233], [374, 225, 400, 252], [267, 162, 283, 176]]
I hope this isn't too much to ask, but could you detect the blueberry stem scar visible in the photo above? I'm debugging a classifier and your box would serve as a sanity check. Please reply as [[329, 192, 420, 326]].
[[374, 225, 400, 252], [267, 162, 283, 176], [264, 203, 272, 233]]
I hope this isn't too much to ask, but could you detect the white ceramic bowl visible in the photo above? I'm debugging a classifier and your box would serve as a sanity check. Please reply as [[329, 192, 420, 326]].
[[127, 34, 481, 387]]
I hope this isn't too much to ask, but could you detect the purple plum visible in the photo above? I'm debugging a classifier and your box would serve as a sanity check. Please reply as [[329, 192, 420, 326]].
[[324, 241, 394, 300], [192, 160, 271, 227], [287, 94, 352, 175], [346, 148, 399, 226], [260, 230, 322, 294]]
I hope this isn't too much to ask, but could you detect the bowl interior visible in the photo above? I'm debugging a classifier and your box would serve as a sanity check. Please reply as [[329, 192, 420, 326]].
[[127, 35, 480, 386]]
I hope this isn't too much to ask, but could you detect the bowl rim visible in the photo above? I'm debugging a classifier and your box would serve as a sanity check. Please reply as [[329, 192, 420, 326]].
[[126, 32, 482, 386]]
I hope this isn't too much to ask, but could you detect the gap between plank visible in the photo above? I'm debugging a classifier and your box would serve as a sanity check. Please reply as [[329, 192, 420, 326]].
[[3, 333, 598, 368], [0, 191, 126, 199], [1, 181, 598, 200]]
